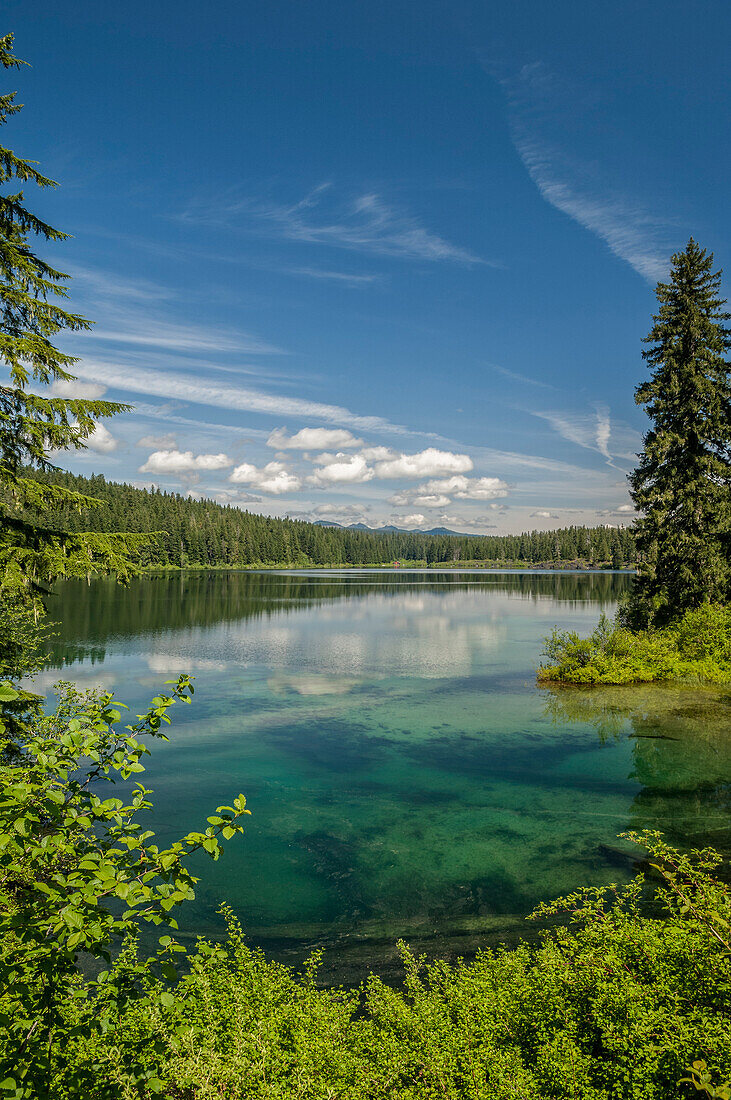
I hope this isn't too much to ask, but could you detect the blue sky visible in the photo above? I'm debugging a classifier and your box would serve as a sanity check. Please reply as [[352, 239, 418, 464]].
[[7, 0, 730, 532]]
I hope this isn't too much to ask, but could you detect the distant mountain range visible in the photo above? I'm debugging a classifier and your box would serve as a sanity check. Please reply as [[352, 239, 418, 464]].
[[313, 520, 477, 537]]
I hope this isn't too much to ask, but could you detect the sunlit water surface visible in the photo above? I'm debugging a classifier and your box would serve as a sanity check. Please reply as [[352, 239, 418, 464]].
[[43, 570, 731, 981]]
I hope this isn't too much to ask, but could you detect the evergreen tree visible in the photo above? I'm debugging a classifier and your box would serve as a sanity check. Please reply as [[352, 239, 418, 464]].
[[0, 35, 145, 663], [627, 239, 731, 626]]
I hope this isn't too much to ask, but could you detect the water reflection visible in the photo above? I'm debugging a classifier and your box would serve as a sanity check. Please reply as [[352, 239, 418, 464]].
[[47, 569, 628, 668], [544, 685, 731, 858], [36, 569, 731, 981]]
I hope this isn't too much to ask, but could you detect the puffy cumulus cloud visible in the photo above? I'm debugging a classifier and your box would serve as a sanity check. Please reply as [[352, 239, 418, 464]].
[[421, 475, 509, 500], [530, 510, 559, 519], [288, 502, 374, 525], [374, 448, 473, 479], [359, 445, 397, 462], [85, 423, 118, 453], [211, 488, 263, 505], [596, 503, 637, 518], [390, 475, 508, 509], [308, 452, 375, 485], [267, 426, 363, 450], [389, 489, 452, 508], [229, 460, 302, 495], [49, 378, 108, 400], [390, 513, 427, 528], [435, 513, 498, 531], [139, 449, 232, 474]]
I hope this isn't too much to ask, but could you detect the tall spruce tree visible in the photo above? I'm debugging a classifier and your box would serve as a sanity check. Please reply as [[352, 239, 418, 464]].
[[627, 239, 731, 627], [0, 34, 147, 673]]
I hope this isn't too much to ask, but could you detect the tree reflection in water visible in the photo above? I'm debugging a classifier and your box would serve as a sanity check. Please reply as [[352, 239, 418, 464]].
[[543, 683, 731, 863]]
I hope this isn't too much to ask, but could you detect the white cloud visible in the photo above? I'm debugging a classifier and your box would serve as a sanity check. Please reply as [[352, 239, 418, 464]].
[[267, 426, 363, 450], [211, 488, 263, 505], [530, 510, 559, 519], [50, 378, 108, 400], [137, 433, 177, 450], [360, 445, 397, 462], [288, 267, 379, 286], [596, 503, 636, 517], [500, 61, 670, 283], [374, 448, 473, 479], [308, 453, 375, 485], [184, 183, 483, 265], [390, 513, 427, 527], [595, 405, 611, 461], [391, 475, 509, 507], [89, 318, 284, 356], [529, 406, 615, 464], [389, 490, 452, 508], [489, 363, 555, 390], [288, 503, 374, 525], [420, 475, 509, 500], [70, 264, 174, 303], [229, 461, 302, 495], [139, 449, 232, 474], [85, 422, 118, 453], [74, 360, 418, 437], [314, 504, 370, 518]]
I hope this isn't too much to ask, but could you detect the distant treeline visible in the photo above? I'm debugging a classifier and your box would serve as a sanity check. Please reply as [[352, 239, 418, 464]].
[[30, 469, 636, 568]]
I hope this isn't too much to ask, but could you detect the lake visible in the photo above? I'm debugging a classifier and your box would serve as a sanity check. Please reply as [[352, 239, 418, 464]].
[[42, 569, 731, 982]]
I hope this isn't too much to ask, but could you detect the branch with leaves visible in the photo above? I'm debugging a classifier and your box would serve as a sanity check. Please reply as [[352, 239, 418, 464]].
[[0, 675, 249, 1098]]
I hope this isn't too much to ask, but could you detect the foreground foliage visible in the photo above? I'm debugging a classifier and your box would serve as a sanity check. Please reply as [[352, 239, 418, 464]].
[[17, 833, 731, 1100], [540, 604, 731, 684], [0, 678, 249, 1098]]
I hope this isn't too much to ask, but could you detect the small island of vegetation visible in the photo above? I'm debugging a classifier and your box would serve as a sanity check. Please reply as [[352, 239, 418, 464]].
[[541, 238, 731, 687]]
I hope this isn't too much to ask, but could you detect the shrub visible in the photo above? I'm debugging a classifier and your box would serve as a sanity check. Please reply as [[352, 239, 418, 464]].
[[0, 677, 249, 1099], [539, 606, 731, 684], [48, 833, 731, 1100]]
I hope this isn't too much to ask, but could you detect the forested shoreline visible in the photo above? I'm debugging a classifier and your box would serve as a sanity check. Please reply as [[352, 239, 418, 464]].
[[29, 468, 636, 569]]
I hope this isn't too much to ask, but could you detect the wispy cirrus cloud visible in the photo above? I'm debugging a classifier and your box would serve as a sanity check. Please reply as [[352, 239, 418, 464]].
[[496, 61, 672, 282], [286, 267, 380, 286], [180, 183, 484, 265], [74, 359, 419, 437], [89, 317, 285, 356], [488, 362, 555, 390], [529, 405, 615, 464]]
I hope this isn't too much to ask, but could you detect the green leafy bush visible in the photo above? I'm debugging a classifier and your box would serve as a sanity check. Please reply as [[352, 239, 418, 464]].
[[539, 605, 731, 684], [0, 677, 249, 1099], [45, 833, 731, 1100]]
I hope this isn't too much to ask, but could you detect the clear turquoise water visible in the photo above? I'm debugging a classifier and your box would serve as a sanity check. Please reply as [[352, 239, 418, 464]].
[[43, 570, 731, 981]]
